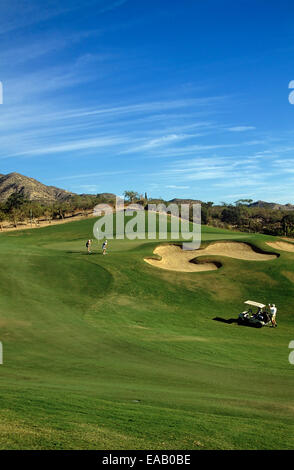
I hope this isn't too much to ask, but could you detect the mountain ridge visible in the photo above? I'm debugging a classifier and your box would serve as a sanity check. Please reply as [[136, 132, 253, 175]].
[[0, 172, 293, 209], [0, 172, 74, 203]]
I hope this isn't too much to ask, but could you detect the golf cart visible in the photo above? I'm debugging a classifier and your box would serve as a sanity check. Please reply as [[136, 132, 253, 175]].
[[238, 300, 272, 328]]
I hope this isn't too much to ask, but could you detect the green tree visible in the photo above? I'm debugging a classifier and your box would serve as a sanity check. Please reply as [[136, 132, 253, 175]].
[[235, 199, 253, 207], [201, 206, 208, 225], [123, 191, 139, 203], [221, 206, 240, 225], [9, 207, 23, 227], [0, 210, 7, 230], [282, 213, 294, 236], [5, 193, 27, 211]]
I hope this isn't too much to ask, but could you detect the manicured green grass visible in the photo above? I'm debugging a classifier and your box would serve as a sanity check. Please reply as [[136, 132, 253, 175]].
[[0, 218, 293, 449]]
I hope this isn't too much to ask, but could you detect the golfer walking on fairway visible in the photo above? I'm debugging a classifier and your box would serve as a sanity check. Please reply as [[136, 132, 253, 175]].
[[102, 239, 108, 255], [86, 239, 92, 254]]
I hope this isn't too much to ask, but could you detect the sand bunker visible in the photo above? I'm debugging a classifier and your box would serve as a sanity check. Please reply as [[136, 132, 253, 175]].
[[197, 242, 277, 261], [266, 241, 294, 253], [145, 242, 277, 272], [145, 245, 219, 272]]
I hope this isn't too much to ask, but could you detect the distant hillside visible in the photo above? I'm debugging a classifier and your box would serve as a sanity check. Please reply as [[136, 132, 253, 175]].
[[80, 192, 116, 201], [168, 198, 203, 205], [249, 200, 294, 210], [0, 173, 74, 204]]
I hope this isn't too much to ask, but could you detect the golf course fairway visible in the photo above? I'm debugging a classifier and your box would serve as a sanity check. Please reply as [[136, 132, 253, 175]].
[[0, 217, 293, 450]]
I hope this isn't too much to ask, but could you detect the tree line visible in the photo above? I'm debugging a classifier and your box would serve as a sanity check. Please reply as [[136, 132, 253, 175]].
[[123, 192, 294, 236], [0, 193, 116, 228], [1, 191, 294, 237], [200, 201, 294, 236]]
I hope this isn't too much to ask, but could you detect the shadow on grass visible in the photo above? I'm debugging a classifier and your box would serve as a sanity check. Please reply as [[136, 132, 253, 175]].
[[213, 317, 238, 324], [66, 251, 103, 256], [213, 317, 264, 328]]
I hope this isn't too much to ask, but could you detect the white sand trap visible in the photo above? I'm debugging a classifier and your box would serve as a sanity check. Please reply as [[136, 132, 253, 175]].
[[266, 241, 294, 253], [145, 242, 277, 272]]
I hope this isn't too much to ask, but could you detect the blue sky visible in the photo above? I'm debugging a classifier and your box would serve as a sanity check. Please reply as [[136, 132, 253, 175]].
[[0, 0, 294, 203]]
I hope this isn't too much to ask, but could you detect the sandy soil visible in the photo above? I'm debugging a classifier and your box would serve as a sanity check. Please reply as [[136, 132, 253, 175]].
[[0, 209, 181, 234], [266, 241, 294, 253], [145, 242, 277, 272], [0, 212, 95, 233]]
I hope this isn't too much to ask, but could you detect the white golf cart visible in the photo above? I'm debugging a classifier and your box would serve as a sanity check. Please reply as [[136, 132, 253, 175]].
[[238, 300, 272, 328]]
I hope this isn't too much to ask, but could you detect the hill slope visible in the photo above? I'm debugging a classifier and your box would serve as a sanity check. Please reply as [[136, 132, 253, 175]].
[[249, 200, 294, 210], [0, 173, 73, 203]]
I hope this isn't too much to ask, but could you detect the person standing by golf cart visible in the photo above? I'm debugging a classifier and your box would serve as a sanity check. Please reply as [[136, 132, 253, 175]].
[[102, 239, 108, 255], [238, 301, 273, 327], [269, 304, 277, 327], [86, 239, 92, 254]]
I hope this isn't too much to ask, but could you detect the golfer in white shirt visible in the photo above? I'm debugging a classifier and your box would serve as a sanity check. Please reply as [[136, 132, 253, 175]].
[[269, 304, 277, 327]]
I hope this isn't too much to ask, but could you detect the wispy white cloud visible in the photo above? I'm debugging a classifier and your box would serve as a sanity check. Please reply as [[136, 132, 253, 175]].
[[139, 140, 267, 159], [227, 126, 256, 132], [0, 0, 129, 35], [61, 96, 227, 120], [53, 170, 133, 181], [3, 136, 131, 158], [153, 153, 285, 193], [119, 133, 202, 154], [166, 185, 190, 189], [0, 30, 103, 66], [4, 54, 110, 105], [0, 90, 228, 161]]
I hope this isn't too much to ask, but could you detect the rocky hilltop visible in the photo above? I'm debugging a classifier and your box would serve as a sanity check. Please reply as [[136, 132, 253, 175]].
[[249, 200, 294, 210], [0, 173, 74, 203]]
